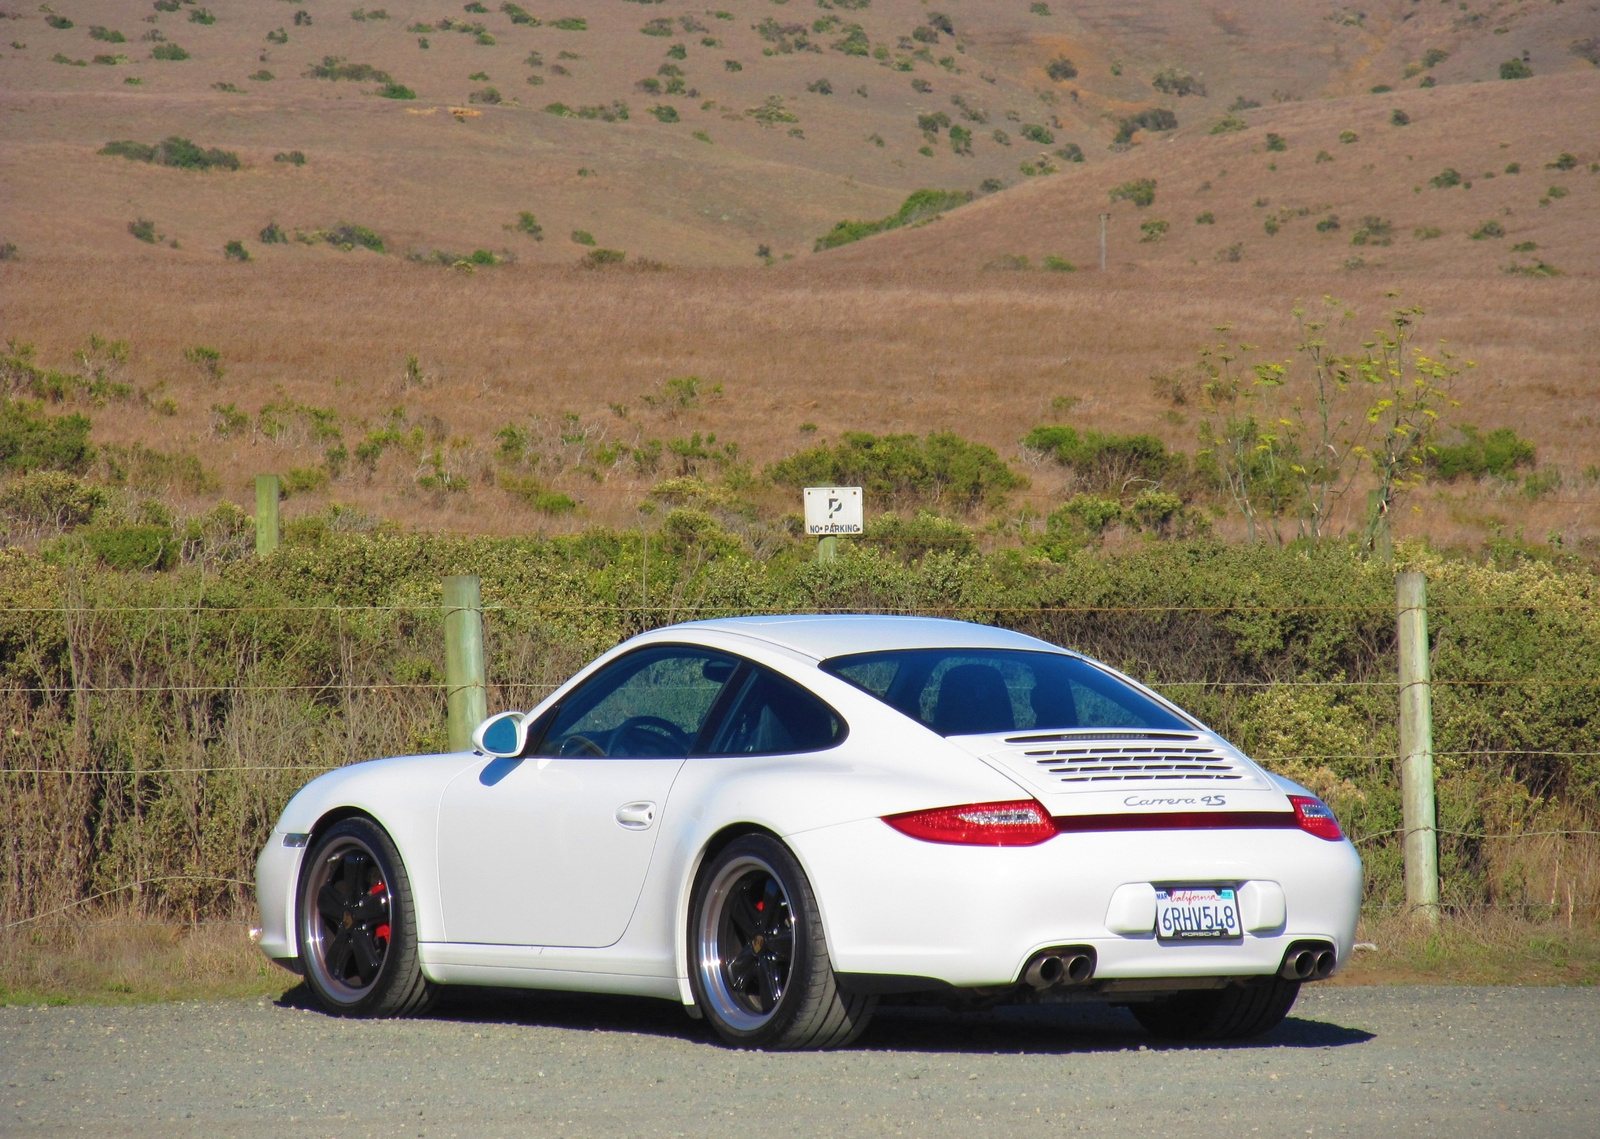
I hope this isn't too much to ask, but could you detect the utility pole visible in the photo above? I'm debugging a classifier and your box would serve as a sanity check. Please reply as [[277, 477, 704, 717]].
[[1099, 212, 1109, 271], [1396, 571, 1439, 927]]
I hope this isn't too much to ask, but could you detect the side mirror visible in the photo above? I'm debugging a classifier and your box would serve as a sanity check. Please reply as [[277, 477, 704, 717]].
[[472, 710, 527, 758]]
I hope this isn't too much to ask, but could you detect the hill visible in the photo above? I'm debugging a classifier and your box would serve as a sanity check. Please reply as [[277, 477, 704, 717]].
[[0, 1, 1596, 552], [1, 0, 1596, 262]]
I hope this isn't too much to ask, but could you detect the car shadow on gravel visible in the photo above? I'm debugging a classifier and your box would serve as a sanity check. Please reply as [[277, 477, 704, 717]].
[[858, 1002, 1374, 1053], [276, 983, 1372, 1053]]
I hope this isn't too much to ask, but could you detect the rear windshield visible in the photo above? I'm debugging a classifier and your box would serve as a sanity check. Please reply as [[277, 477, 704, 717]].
[[820, 648, 1191, 737]]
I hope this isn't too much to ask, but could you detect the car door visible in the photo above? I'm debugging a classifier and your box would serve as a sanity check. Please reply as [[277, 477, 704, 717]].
[[436, 644, 740, 948]]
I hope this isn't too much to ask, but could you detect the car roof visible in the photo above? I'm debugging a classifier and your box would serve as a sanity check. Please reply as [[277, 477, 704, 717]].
[[662, 614, 1068, 662]]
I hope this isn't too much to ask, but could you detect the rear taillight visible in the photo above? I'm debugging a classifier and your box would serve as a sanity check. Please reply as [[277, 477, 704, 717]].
[[883, 800, 1058, 846], [1289, 795, 1343, 841]]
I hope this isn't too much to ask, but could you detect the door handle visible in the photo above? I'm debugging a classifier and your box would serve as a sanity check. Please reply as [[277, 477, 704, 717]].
[[615, 801, 658, 830]]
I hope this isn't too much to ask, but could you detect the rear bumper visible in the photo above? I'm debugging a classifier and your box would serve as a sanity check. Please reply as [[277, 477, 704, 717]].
[[788, 817, 1362, 989]]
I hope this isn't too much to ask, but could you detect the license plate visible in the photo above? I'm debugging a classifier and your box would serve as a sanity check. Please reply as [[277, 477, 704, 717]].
[[1156, 887, 1241, 940]]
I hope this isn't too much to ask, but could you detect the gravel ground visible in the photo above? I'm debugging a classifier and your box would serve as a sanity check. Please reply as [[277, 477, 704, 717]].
[[1, 984, 1595, 1137]]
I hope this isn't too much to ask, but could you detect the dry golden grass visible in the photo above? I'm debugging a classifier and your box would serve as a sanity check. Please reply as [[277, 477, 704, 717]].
[[4, 253, 1596, 545], [1336, 911, 1600, 987], [3, 912, 1594, 1007], [0, 918, 289, 1006]]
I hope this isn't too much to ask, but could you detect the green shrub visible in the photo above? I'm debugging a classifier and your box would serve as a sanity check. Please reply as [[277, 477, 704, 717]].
[[1521, 467, 1560, 500], [1041, 255, 1075, 272], [511, 212, 543, 239], [468, 86, 501, 104], [650, 104, 679, 122], [210, 402, 250, 437], [1046, 57, 1077, 81], [1139, 219, 1169, 242], [813, 188, 973, 251], [1499, 58, 1532, 80], [1109, 178, 1157, 207], [1195, 211, 1215, 225], [101, 140, 157, 162], [570, 229, 596, 246], [1414, 226, 1442, 240], [1390, 108, 1409, 126], [1350, 216, 1393, 246], [76, 526, 176, 571], [283, 467, 331, 496], [128, 218, 158, 243], [864, 511, 976, 561], [183, 345, 225, 381], [1210, 114, 1247, 134], [189, 7, 216, 25], [1113, 108, 1177, 144], [984, 254, 1031, 270], [89, 26, 126, 43], [380, 82, 417, 99], [250, 70, 274, 81], [308, 222, 385, 253], [1023, 424, 1179, 490], [258, 221, 287, 245], [1546, 185, 1569, 200], [551, 17, 587, 31], [831, 23, 869, 56], [305, 56, 390, 82], [1021, 123, 1054, 144], [1430, 167, 1461, 189], [767, 431, 1025, 511], [582, 248, 626, 267], [267, 27, 288, 44], [151, 44, 189, 61], [1339, 130, 1358, 143], [1055, 143, 1084, 163], [0, 471, 105, 529], [1369, 84, 1392, 94], [1151, 67, 1203, 96], [1429, 426, 1535, 481], [103, 137, 240, 171], [1264, 132, 1286, 152], [1511, 241, 1536, 252], [274, 150, 307, 166], [0, 399, 95, 474], [222, 239, 250, 262], [1470, 220, 1506, 240]]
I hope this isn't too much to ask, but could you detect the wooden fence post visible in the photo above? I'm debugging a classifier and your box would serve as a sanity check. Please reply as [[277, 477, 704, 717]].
[[254, 474, 280, 557], [1397, 570, 1440, 926], [443, 574, 487, 753]]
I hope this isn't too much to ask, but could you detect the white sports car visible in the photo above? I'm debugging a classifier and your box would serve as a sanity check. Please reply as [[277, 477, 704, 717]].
[[255, 615, 1361, 1049]]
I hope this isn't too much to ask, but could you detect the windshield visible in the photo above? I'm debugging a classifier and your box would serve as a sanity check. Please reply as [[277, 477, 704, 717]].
[[820, 648, 1192, 737]]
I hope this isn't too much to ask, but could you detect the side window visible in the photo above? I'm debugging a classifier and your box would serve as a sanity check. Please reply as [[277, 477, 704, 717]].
[[537, 646, 738, 758], [706, 666, 846, 756]]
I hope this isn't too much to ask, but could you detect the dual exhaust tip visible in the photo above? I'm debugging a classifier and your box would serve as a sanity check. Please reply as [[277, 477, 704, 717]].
[[1023, 946, 1096, 990], [1279, 941, 1337, 982]]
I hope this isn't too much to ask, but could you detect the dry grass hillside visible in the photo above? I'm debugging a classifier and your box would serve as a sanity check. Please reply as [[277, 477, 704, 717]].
[[2, 0, 1595, 262], [1, 0, 1597, 550]]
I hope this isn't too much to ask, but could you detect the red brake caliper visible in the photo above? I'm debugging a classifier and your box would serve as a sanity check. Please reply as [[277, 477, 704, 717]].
[[370, 881, 390, 947]]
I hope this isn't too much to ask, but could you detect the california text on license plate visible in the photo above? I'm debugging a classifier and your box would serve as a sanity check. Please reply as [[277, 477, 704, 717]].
[[1156, 887, 1242, 940]]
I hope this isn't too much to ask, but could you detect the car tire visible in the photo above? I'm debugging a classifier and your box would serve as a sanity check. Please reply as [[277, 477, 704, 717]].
[[1130, 977, 1300, 1041], [296, 817, 437, 1018], [688, 833, 876, 1050]]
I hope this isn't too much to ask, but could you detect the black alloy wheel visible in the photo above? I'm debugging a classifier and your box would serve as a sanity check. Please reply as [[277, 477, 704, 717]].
[[688, 833, 875, 1050], [296, 817, 436, 1017]]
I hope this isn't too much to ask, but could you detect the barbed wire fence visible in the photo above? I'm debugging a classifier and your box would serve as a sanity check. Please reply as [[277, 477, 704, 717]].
[[3, 587, 1598, 930]]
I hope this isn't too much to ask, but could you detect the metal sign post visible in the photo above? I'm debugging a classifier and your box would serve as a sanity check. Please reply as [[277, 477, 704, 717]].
[[1099, 212, 1109, 271], [803, 487, 863, 562]]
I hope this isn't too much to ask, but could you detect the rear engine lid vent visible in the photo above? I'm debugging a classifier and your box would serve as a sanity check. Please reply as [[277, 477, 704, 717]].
[[996, 731, 1265, 791]]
